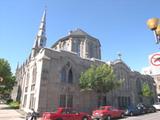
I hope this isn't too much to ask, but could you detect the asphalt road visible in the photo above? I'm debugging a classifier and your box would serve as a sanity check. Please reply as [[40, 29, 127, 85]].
[[119, 111, 160, 120], [0, 103, 160, 120]]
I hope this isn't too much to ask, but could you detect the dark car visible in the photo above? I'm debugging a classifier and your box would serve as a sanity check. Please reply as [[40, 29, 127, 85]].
[[137, 103, 156, 113], [136, 103, 148, 114], [125, 106, 142, 116], [144, 105, 156, 113]]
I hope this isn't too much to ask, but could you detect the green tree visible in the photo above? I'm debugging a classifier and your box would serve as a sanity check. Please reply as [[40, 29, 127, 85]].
[[0, 58, 15, 99], [141, 82, 153, 97], [79, 64, 121, 106]]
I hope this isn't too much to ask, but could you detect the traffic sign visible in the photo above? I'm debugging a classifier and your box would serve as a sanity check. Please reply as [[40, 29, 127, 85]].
[[150, 53, 160, 66]]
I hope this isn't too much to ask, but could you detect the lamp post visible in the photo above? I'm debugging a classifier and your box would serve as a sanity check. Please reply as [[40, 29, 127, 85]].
[[147, 18, 160, 44]]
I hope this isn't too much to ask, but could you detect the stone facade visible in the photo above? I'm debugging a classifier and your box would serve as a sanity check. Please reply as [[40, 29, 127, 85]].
[[13, 11, 157, 114], [52, 29, 101, 59]]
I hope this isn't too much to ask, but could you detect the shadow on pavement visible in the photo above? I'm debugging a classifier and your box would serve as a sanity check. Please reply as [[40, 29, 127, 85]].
[[0, 106, 12, 109]]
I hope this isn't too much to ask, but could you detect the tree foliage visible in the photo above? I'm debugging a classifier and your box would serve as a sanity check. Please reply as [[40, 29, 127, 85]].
[[141, 82, 153, 97], [79, 64, 121, 94], [0, 58, 15, 97]]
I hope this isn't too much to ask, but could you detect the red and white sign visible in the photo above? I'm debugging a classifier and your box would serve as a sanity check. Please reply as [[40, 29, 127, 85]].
[[150, 53, 160, 66]]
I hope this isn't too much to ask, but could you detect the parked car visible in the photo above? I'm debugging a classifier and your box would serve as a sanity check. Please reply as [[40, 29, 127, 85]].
[[153, 102, 160, 110], [92, 106, 124, 120], [136, 103, 148, 114], [145, 105, 156, 113], [125, 105, 142, 116], [137, 103, 156, 113], [41, 107, 91, 120]]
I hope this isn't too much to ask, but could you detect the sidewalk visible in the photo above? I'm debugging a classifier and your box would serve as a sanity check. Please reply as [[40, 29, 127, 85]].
[[0, 104, 25, 120], [0, 104, 42, 120]]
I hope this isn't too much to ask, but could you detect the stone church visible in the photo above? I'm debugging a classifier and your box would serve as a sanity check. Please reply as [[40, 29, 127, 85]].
[[12, 10, 157, 114]]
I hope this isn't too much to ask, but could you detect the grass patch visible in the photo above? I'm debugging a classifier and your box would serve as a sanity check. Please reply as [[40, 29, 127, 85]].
[[9, 101, 20, 109]]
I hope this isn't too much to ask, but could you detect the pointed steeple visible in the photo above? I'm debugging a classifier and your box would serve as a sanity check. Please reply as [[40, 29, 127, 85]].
[[16, 62, 19, 71], [34, 9, 47, 48], [31, 9, 47, 57]]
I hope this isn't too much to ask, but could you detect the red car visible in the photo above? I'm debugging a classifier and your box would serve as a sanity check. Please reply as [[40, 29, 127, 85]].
[[41, 107, 91, 120], [92, 106, 124, 120]]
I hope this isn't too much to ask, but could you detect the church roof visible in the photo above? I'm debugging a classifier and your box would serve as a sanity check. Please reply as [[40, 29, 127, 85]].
[[51, 28, 100, 48], [112, 59, 131, 71], [68, 28, 89, 36]]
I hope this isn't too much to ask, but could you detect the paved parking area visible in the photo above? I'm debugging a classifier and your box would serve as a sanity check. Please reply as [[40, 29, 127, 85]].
[[0, 104, 24, 120], [0, 104, 42, 120]]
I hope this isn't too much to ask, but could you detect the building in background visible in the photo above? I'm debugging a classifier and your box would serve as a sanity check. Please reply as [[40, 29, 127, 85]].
[[142, 52, 160, 102], [12, 10, 157, 114]]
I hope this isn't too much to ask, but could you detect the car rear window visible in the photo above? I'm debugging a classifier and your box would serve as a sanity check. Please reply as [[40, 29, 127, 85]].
[[99, 107, 105, 110]]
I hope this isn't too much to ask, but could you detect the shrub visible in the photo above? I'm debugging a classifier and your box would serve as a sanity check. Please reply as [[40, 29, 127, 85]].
[[9, 101, 20, 109], [6, 99, 13, 104]]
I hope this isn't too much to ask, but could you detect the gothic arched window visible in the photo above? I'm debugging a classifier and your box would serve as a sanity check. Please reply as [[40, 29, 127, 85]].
[[73, 40, 80, 56], [68, 69, 73, 83], [76, 41, 80, 56], [89, 43, 94, 58], [63, 42, 68, 51], [32, 67, 37, 83], [61, 68, 66, 82], [136, 79, 141, 94]]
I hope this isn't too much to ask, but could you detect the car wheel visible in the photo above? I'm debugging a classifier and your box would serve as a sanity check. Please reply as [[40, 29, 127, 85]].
[[121, 113, 124, 118], [56, 118, 63, 120], [130, 112, 133, 116], [106, 115, 111, 120], [82, 116, 88, 120]]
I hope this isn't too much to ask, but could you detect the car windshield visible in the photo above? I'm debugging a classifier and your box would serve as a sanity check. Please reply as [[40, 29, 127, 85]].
[[127, 106, 136, 109], [62, 108, 78, 114], [52, 108, 59, 112], [99, 106, 106, 110], [99, 106, 112, 110]]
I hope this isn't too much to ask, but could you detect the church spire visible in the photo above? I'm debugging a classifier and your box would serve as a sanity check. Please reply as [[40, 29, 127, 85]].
[[16, 62, 19, 71], [32, 9, 47, 57], [35, 9, 47, 48]]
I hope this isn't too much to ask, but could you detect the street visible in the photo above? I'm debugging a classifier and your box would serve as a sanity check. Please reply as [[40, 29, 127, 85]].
[[1, 103, 160, 120], [119, 111, 160, 120]]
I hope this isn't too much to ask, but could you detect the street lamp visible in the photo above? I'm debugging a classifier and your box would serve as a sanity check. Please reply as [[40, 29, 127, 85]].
[[147, 18, 160, 44]]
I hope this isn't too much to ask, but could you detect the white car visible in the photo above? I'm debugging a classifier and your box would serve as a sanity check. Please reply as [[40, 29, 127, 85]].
[[153, 102, 160, 110]]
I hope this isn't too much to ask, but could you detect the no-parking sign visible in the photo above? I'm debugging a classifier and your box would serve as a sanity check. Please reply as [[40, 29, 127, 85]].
[[150, 53, 160, 66]]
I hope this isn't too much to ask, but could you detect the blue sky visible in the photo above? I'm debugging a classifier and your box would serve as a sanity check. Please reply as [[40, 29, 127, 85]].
[[0, 0, 160, 74]]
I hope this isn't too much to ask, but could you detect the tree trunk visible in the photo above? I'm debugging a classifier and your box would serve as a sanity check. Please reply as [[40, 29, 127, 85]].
[[97, 92, 103, 107]]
